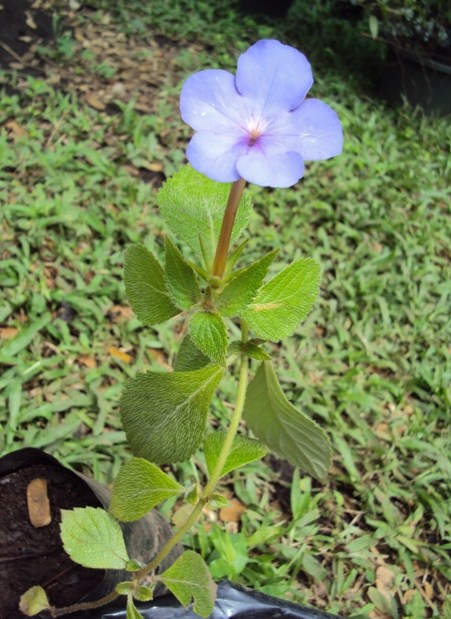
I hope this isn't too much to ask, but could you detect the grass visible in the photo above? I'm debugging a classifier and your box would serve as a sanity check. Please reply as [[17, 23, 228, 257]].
[[0, 0, 450, 617]]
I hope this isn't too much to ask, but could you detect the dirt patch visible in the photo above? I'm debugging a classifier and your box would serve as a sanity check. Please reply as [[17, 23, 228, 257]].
[[1, 0, 184, 115], [0, 0, 54, 71], [0, 0, 186, 192]]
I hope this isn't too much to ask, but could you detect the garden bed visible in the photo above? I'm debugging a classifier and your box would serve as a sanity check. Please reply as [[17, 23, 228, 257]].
[[0, 1, 449, 617]]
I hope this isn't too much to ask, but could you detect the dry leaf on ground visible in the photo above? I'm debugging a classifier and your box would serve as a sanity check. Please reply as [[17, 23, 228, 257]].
[[219, 498, 245, 523]]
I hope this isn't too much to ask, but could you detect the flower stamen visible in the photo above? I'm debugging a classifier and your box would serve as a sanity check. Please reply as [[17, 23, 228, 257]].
[[248, 128, 260, 146], [246, 118, 265, 147]]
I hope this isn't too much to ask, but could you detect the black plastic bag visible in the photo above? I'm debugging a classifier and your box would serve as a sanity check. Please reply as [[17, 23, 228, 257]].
[[85, 581, 341, 619]]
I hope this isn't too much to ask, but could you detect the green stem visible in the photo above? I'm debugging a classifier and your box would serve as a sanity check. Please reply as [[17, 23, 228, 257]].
[[50, 590, 120, 617], [135, 498, 207, 579], [203, 329, 249, 495], [136, 323, 249, 579], [212, 178, 246, 279]]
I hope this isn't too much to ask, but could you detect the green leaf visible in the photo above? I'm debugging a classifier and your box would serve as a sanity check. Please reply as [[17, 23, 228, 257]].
[[242, 341, 271, 361], [217, 250, 278, 317], [174, 334, 210, 372], [127, 597, 144, 619], [0, 313, 51, 361], [186, 258, 210, 282], [124, 244, 179, 326], [126, 559, 144, 572], [185, 484, 200, 505], [189, 312, 228, 365], [243, 362, 331, 481], [369, 15, 379, 39], [207, 493, 230, 510], [157, 165, 252, 268], [159, 550, 217, 618], [204, 432, 268, 478], [19, 586, 50, 616], [241, 258, 321, 341], [116, 582, 133, 595], [225, 238, 248, 272], [60, 507, 129, 569], [208, 531, 248, 580], [110, 457, 183, 522], [227, 341, 243, 359], [184, 475, 200, 505], [121, 365, 224, 463], [164, 236, 201, 309], [134, 585, 154, 602]]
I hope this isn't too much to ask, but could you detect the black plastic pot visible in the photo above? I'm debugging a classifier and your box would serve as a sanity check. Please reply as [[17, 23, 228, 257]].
[[0, 448, 180, 618], [83, 581, 342, 619], [380, 48, 451, 116]]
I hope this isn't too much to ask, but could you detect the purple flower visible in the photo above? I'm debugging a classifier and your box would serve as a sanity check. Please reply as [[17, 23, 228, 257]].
[[180, 39, 343, 188]]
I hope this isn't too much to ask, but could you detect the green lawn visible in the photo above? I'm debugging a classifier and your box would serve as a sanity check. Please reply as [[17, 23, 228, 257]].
[[0, 1, 450, 617]]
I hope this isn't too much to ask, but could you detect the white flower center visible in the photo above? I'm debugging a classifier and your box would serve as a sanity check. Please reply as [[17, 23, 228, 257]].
[[246, 117, 266, 146]]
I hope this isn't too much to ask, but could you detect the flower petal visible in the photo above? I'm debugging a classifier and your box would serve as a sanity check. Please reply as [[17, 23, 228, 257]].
[[180, 69, 247, 132], [236, 40, 313, 115], [291, 99, 343, 160], [236, 144, 304, 188], [186, 130, 244, 183]]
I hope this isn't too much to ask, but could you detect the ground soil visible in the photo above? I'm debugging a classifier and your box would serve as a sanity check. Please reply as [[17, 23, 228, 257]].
[[0, 461, 104, 618], [0, 0, 53, 71], [0, 0, 180, 110]]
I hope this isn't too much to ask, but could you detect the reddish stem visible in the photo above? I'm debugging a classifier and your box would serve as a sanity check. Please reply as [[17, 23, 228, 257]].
[[211, 178, 246, 279]]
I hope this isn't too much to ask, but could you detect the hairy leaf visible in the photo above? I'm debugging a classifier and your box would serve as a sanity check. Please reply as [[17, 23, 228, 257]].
[[115, 582, 133, 595], [60, 507, 129, 569], [127, 597, 144, 619], [164, 236, 201, 309], [189, 311, 228, 365], [225, 238, 248, 272], [125, 560, 143, 572], [204, 431, 268, 478], [241, 258, 321, 341], [242, 341, 271, 361], [157, 165, 252, 268], [227, 340, 270, 362], [217, 249, 278, 316], [243, 362, 331, 481], [19, 587, 50, 617], [217, 250, 278, 317], [124, 244, 179, 325], [174, 333, 210, 372], [159, 550, 217, 618], [185, 476, 200, 505], [110, 458, 183, 522], [134, 586, 154, 602], [121, 365, 224, 463], [208, 493, 230, 510]]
